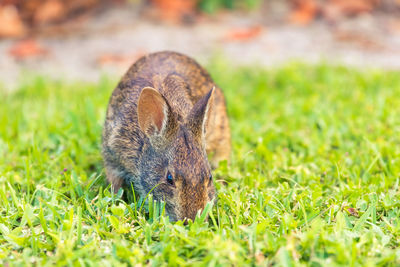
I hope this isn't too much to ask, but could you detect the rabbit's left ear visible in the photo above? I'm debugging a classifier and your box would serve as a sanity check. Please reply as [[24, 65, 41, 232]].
[[137, 87, 177, 142], [186, 87, 214, 143]]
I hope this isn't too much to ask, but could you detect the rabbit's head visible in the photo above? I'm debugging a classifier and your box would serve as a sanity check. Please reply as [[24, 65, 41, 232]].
[[137, 87, 216, 222]]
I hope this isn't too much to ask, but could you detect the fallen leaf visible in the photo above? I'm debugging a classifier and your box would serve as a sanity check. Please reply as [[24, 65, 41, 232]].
[[255, 252, 265, 265], [65, 0, 99, 12], [150, 0, 197, 22], [223, 25, 263, 42], [34, 0, 66, 25], [289, 0, 318, 25], [323, 0, 375, 21], [97, 52, 146, 67], [334, 30, 385, 51], [18, 0, 42, 22], [345, 207, 359, 217], [389, 18, 400, 33], [9, 39, 49, 59], [97, 53, 129, 65], [18, 0, 98, 28], [2, 0, 19, 5], [0, 5, 27, 38]]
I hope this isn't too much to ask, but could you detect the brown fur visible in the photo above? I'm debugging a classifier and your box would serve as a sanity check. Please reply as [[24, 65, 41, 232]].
[[102, 51, 231, 221]]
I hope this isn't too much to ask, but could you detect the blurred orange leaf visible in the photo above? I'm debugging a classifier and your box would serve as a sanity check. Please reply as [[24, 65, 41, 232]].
[[223, 25, 263, 42], [97, 52, 146, 67], [334, 30, 384, 51], [289, 0, 318, 25], [0, 5, 27, 38], [9, 39, 49, 59], [322, 0, 376, 21], [345, 207, 359, 217], [328, 0, 374, 16], [150, 0, 197, 21], [34, 0, 66, 25], [255, 252, 265, 265], [389, 18, 400, 33]]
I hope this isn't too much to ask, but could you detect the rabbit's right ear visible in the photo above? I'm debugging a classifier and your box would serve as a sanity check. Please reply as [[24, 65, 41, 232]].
[[138, 87, 176, 138]]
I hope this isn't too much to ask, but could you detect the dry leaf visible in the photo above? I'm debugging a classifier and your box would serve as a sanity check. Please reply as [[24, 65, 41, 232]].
[[0, 5, 27, 38], [323, 0, 375, 21], [97, 52, 145, 67], [34, 0, 66, 25], [334, 0, 374, 15], [9, 39, 49, 59], [345, 207, 359, 217], [334, 30, 384, 51], [223, 25, 263, 42], [1, 0, 19, 5], [65, 0, 99, 12], [255, 252, 265, 265], [150, 0, 197, 22], [289, 0, 318, 25], [18, 0, 42, 22], [389, 18, 400, 33]]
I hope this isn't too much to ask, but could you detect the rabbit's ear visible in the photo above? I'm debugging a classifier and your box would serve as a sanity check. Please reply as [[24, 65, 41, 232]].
[[186, 87, 214, 143], [138, 87, 175, 138]]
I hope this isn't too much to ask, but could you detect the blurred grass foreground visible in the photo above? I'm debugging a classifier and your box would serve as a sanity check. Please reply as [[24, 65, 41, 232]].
[[1, 62, 400, 265]]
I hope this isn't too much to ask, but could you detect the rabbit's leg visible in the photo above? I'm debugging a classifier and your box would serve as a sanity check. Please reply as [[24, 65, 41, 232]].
[[105, 166, 124, 194]]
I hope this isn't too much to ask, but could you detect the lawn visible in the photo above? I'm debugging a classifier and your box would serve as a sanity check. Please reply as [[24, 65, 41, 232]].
[[1, 62, 400, 266]]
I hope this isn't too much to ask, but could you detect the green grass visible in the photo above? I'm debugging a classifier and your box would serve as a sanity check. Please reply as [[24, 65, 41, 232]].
[[1, 62, 400, 266]]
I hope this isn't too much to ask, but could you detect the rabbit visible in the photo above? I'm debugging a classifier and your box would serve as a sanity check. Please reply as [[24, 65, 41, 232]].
[[102, 51, 230, 222]]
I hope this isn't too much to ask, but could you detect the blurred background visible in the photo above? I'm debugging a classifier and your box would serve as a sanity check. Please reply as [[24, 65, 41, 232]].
[[1, 0, 400, 89]]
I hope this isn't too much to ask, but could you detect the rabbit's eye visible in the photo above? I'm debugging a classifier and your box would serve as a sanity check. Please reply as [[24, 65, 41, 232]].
[[166, 172, 174, 185], [209, 174, 213, 182]]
